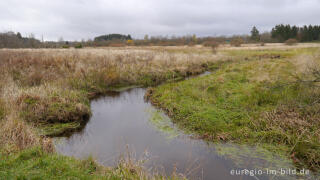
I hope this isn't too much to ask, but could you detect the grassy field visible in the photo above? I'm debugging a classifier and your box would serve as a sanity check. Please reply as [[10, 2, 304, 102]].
[[0, 44, 320, 178], [148, 45, 320, 172], [0, 47, 222, 179]]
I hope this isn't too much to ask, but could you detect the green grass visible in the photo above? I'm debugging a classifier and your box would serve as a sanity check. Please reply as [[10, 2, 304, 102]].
[[0, 147, 179, 180], [0, 147, 111, 179], [149, 48, 320, 171], [221, 47, 319, 58], [150, 53, 294, 138]]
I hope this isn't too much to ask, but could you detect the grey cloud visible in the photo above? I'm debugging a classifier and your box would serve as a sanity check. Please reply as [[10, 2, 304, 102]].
[[0, 0, 319, 41]]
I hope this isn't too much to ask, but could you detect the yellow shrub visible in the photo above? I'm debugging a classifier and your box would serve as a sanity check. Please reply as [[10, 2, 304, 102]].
[[127, 40, 134, 45]]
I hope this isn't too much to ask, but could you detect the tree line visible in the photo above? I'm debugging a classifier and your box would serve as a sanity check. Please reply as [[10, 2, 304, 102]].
[[94, 34, 132, 41], [249, 24, 320, 43], [0, 32, 42, 48], [1, 24, 319, 48], [270, 24, 320, 42]]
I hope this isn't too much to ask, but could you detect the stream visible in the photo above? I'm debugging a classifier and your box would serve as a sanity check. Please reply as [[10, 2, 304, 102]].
[[54, 74, 315, 180]]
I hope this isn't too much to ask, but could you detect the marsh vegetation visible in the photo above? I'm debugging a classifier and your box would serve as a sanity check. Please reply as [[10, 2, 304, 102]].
[[0, 46, 221, 179], [0, 43, 320, 179], [148, 46, 320, 172]]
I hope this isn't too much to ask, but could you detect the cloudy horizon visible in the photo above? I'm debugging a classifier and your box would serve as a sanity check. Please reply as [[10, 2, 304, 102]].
[[0, 0, 319, 41]]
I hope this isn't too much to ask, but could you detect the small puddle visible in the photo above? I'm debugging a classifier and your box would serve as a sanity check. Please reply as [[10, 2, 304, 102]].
[[54, 74, 315, 180]]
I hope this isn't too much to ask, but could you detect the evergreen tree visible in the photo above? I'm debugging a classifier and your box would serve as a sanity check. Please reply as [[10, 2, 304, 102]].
[[144, 34, 149, 42], [192, 34, 197, 44], [16, 32, 22, 39], [250, 26, 260, 41], [271, 24, 298, 42], [271, 24, 320, 42]]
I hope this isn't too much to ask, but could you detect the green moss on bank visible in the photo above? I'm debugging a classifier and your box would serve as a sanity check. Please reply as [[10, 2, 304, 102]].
[[148, 48, 320, 171]]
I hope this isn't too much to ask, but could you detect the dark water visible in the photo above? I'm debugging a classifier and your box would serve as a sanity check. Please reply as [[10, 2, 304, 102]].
[[54, 88, 315, 180]]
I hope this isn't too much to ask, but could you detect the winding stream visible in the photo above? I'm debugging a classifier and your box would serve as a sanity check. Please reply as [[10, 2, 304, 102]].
[[54, 75, 315, 180]]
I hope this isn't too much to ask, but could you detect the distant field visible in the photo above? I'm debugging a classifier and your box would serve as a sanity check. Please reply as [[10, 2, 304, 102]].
[[219, 42, 320, 50]]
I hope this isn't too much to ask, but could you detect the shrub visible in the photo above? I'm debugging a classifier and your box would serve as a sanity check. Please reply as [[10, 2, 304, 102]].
[[230, 38, 244, 47], [202, 41, 219, 48], [203, 41, 220, 54], [187, 42, 195, 46], [126, 40, 134, 46], [75, 44, 83, 48], [285, 38, 298, 46], [62, 45, 70, 49]]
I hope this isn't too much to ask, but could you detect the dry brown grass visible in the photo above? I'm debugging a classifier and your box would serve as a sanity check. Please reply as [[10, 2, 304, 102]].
[[0, 47, 222, 150], [219, 42, 320, 50], [0, 113, 53, 153], [261, 101, 320, 169]]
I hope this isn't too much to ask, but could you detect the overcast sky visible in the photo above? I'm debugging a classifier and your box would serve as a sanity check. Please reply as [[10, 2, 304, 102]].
[[0, 0, 319, 41]]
